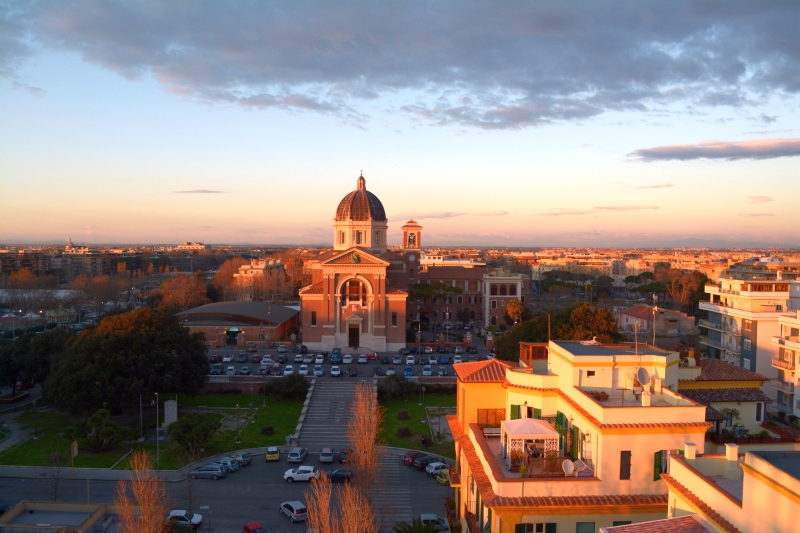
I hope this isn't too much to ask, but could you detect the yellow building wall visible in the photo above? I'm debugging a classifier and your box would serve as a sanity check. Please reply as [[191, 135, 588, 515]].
[[711, 401, 764, 433], [459, 381, 507, 430], [494, 508, 666, 533]]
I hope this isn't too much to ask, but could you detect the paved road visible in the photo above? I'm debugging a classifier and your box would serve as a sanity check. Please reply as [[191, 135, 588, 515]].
[[0, 449, 451, 533]]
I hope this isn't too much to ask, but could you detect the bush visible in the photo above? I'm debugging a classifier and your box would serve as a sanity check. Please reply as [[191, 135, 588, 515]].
[[398, 409, 409, 420], [397, 426, 411, 438], [261, 426, 274, 436], [265, 374, 311, 400]]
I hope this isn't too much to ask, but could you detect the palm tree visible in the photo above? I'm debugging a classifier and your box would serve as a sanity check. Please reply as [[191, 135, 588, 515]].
[[505, 298, 527, 325], [392, 518, 436, 533]]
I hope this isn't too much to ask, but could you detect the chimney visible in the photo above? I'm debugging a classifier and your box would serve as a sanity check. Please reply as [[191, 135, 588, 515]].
[[641, 391, 651, 407], [684, 442, 697, 461]]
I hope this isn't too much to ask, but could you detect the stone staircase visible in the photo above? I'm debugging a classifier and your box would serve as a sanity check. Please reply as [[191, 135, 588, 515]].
[[297, 377, 371, 449]]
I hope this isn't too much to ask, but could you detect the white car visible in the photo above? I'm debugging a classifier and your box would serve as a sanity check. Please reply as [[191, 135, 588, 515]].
[[406, 355, 415, 365], [222, 354, 232, 363], [295, 353, 304, 364], [298, 364, 309, 376], [167, 510, 202, 528], [422, 365, 432, 376], [283, 365, 294, 376], [225, 366, 236, 375], [357, 354, 368, 364], [454, 346, 464, 354], [426, 462, 448, 476], [453, 355, 463, 364], [315, 354, 324, 364], [313, 365, 324, 377], [278, 345, 287, 353], [330, 365, 342, 377], [284, 465, 320, 483], [343, 354, 353, 364]]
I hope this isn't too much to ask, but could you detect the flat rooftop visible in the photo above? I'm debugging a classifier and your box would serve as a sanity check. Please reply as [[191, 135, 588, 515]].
[[7, 511, 89, 528], [553, 340, 670, 357], [751, 450, 800, 479]]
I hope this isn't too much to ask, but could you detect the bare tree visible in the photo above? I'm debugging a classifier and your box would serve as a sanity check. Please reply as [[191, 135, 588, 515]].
[[305, 471, 334, 533], [338, 481, 379, 533], [114, 449, 171, 533], [348, 382, 385, 497], [42, 451, 66, 502]]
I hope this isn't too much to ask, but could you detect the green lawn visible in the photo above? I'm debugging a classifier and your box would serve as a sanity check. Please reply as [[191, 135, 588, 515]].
[[380, 394, 456, 459], [0, 394, 304, 470]]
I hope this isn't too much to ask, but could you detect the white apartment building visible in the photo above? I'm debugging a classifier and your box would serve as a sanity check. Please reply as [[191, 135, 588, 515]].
[[770, 281, 800, 416]]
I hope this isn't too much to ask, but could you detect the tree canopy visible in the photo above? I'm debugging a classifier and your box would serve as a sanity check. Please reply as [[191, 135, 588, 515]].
[[46, 307, 209, 415], [0, 328, 75, 395], [167, 413, 221, 459], [64, 408, 136, 453]]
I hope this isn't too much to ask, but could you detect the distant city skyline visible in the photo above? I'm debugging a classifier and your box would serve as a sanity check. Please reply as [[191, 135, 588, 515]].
[[1, 1, 798, 247]]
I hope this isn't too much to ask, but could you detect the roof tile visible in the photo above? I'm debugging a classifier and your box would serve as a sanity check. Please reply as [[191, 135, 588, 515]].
[[690, 358, 767, 382], [603, 515, 710, 533], [454, 359, 514, 383], [680, 388, 771, 404]]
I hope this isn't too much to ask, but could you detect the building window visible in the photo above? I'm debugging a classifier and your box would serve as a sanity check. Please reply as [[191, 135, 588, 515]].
[[355, 231, 363, 244], [521, 295, 525, 303], [311, 311, 316, 326], [470, 310, 475, 319], [491, 316, 497, 325], [620, 451, 632, 480], [392, 312, 397, 327], [409, 268, 414, 278], [407, 232, 416, 247], [587, 371, 596, 378], [744, 339, 752, 350], [491, 300, 497, 309], [509, 285, 517, 296], [490, 284, 498, 296], [338, 231, 345, 244], [744, 320, 752, 331], [612, 522, 632, 527], [500, 285, 507, 296], [756, 402, 763, 422], [575, 523, 595, 533], [514, 524, 554, 533], [469, 296, 476, 304], [445, 296, 451, 304], [457, 295, 463, 304]]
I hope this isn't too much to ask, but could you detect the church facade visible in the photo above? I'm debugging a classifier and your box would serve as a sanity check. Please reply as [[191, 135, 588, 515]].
[[299, 174, 421, 352]]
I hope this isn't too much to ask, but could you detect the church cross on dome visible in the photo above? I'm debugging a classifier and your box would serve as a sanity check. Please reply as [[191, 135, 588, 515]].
[[357, 172, 366, 190]]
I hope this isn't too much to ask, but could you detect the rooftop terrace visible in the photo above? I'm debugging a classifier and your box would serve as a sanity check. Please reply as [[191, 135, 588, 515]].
[[552, 340, 671, 357]]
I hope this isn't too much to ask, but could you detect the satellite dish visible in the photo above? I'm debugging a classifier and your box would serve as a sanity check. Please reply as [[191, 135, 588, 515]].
[[637, 367, 651, 386], [562, 459, 575, 476]]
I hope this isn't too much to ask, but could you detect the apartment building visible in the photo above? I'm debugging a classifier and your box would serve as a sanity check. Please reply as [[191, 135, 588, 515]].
[[483, 271, 529, 328], [770, 281, 800, 416], [448, 340, 710, 533], [232, 258, 287, 301]]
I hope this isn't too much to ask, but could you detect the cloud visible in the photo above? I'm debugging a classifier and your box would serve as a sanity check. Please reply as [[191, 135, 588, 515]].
[[741, 213, 775, 217], [3, 2, 799, 129], [760, 113, 777, 123], [746, 196, 773, 203], [629, 138, 800, 161], [538, 205, 659, 216], [474, 211, 509, 217], [173, 190, 226, 194], [635, 183, 673, 189], [393, 210, 508, 220]]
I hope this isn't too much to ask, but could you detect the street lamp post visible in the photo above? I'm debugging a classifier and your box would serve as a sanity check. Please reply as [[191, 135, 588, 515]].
[[155, 392, 160, 478]]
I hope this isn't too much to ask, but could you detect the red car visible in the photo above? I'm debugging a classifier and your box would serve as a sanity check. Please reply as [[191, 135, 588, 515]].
[[402, 451, 426, 466], [366, 352, 380, 361], [242, 523, 264, 533]]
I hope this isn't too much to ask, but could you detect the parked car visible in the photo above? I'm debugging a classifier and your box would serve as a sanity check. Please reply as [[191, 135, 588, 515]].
[[414, 456, 440, 470], [429, 355, 438, 365], [437, 367, 448, 376], [424, 346, 434, 354], [453, 355, 463, 364], [468, 346, 478, 354], [239, 366, 251, 375], [237, 354, 248, 363], [393, 356, 403, 365], [242, 522, 264, 533], [278, 345, 287, 353], [373, 366, 384, 376], [386, 366, 396, 376], [319, 447, 334, 463], [250, 354, 262, 363], [287, 447, 308, 463], [357, 354, 368, 364], [332, 347, 342, 357], [437, 346, 447, 354], [284, 465, 319, 483], [330, 352, 342, 364], [299, 345, 308, 354], [298, 364, 309, 376], [230, 452, 252, 466], [399, 348, 411, 355], [338, 448, 352, 463], [327, 468, 354, 483], [436, 469, 450, 485], [346, 365, 357, 377], [167, 510, 202, 529], [439, 354, 449, 364], [426, 462, 447, 476], [189, 464, 226, 480], [366, 352, 380, 360], [343, 354, 353, 364], [294, 353, 304, 364], [419, 514, 449, 532], [403, 451, 426, 466], [226, 366, 236, 376], [212, 457, 240, 472], [381, 355, 390, 364], [265, 446, 280, 461], [275, 354, 288, 364], [330, 365, 342, 377], [406, 355, 415, 365], [315, 354, 325, 364], [257, 366, 268, 376], [270, 364, 282, 376], [210, 364, 221, 375], [222, 354, 232, 363], [453, 346, 463, 354], [422, 365, 432, 376], [419, 355, 428, 365], [313, 365, 324, 377], [278, 501, 307, 523], [283, 365, 294, 376], [302, 354, 313, 364], [404, 365, 413, 377]]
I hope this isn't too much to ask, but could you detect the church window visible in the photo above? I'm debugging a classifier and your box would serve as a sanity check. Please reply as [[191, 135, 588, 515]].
[[500, 285, 507, 296], [408, 233, 416, 247], [356, 231, 363, 245], [341, 279, 366, 306], [311, 311, 317, 326], [338, 231, 346, 245], [509, 285, 517, 296], [491, 316, 497, 325], [409, 268, 414, 278], [490, 284, 498, 296], [392, 312, 397, 327], [520, 296, 525, 303], [491, 300, 497, 309], [457, 295, 463, 304]]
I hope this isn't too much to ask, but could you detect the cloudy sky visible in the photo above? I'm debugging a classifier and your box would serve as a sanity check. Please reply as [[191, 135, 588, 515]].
[[1, 1, 798, 247]]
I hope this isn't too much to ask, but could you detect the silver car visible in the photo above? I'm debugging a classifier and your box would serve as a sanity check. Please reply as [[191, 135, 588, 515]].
[[279, 501, 308, 523], [287, 447, 308, 462], [189, 464, 226, 480]]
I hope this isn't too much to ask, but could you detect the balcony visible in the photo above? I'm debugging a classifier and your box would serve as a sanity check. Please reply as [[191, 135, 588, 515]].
[[449, 464, 461, 487], [699, 336, 741, 355], [698, 319, 741, 335], [770, 380, 795, 394], [771, 357, 796, 370]]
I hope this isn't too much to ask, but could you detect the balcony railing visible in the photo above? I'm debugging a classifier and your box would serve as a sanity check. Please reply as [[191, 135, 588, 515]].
[[770, 380, 795, 394], [772, 358, 796, 370], [699, 319, 741, 335], [699, 336, 742, 355]]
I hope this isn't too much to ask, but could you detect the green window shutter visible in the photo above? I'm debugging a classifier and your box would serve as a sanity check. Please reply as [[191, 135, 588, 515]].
[[654, 450, 663, 481], [533, 408, 541, 419], [620, 450, 632, 480], [572, 426, 580, 459], [545, 524, 557, 533], [515, 525, 526, 533], [510, 404, 520, 420]]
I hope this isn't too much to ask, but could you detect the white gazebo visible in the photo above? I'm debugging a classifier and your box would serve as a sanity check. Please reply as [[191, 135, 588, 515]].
[[500, 418, 560, 470]]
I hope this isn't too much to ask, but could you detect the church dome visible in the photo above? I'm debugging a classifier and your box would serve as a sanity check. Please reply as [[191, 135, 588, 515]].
[[335, 174, 387, 222]]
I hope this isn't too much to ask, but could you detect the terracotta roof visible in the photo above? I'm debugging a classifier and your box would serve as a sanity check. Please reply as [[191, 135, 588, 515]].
[[705, 405, 727, 422], [448, 416, 667, 512], [620, 305, 656, 320], [335, 175, 386, 222], [454, 359, 514, 383], [690, 358, 767, 382], [299, 282, 324, 294], [660, 473, 743, 533], [603, 514, 709, 533], [680, 388, 771, 405]]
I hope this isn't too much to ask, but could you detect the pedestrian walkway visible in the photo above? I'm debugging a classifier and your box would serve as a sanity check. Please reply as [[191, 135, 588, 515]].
[[373, 452, 413, 532], [296, 377, 369, 449]]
